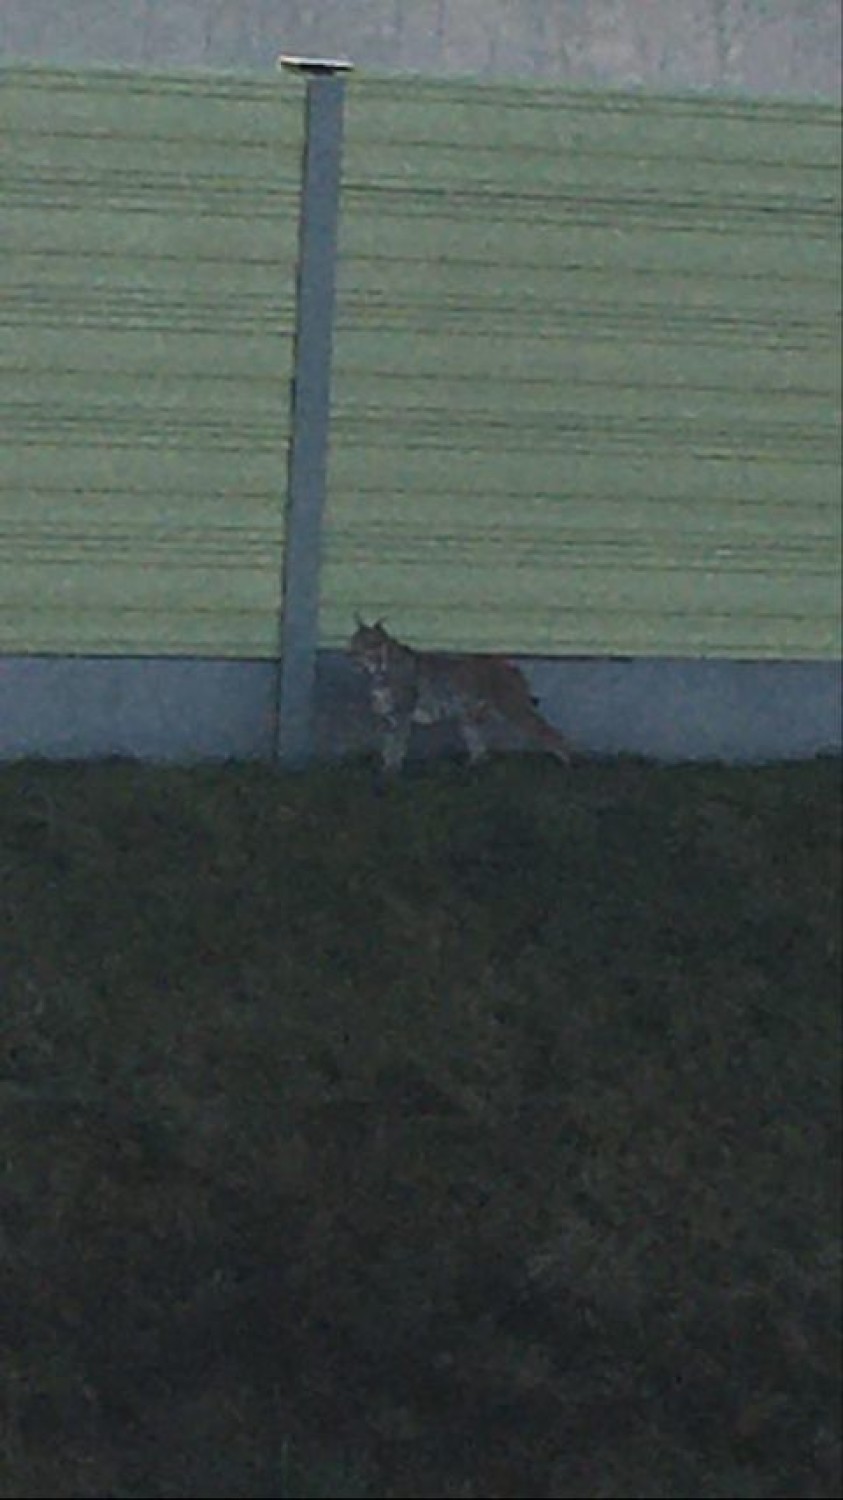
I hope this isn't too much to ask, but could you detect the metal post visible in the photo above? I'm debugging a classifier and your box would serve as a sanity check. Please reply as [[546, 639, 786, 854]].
[[274, 56, 351, 766]]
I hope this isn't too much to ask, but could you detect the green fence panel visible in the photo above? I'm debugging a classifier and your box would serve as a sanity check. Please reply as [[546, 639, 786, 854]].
[[1, 65, 304, 656], [321, 77, 842, 659], [4, 68, 841, 664]]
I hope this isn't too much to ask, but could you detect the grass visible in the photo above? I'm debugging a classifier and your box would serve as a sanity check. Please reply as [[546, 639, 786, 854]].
[[0, 752, 840, 1499]]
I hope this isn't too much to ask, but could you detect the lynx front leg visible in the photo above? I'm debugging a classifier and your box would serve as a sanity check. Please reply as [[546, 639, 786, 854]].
[[380, 715, 412, 773], [459, 716, 489, 766]]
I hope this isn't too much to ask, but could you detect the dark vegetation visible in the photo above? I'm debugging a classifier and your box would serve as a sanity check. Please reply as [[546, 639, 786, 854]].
[[0, 754, 840, 1498]]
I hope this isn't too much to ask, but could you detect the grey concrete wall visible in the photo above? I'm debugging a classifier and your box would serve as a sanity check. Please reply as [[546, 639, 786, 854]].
[[2, 0, 840, 97], [1, 654, 840, 765]]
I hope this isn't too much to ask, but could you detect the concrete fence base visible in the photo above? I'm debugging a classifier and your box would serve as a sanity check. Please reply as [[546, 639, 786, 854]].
[[1, 655, 839, 766]]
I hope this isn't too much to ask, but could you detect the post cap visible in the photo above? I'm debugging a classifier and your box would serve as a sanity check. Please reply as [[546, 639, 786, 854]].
[[276, 55, 354, 75]]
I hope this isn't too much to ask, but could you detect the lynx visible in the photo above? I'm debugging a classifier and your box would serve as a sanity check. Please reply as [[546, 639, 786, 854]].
[[348, 616, 572, 772]]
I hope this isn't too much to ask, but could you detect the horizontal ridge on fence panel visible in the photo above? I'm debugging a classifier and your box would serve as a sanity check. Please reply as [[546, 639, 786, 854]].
[[338, 220, 837, 280], [330, 354, 837, 397], [2, 63, 305, 131], [8, 118, 304, 150], [339, 269, 838, 314], [328, 413, 836, 463], [3, 302, 296, 339], [344, 76, 840, 159], [322, 560, 832, 606], [5, 213, 298, 265], [2, 62, 302, 99], [0, 609, 282, 658], [4, 169, 302, 214], [3, 251, 294, 277], [331, 349, 837, 397], [339, 254, 838, 294], [328, 448, 838, 510], [3, 412, 290, 453], [323, 510, 838, 577], [1, 447, 285, 490], [325, 481, 837, 521], [0, 521, 283, 565], [325, 503, 838, 549], [340, 188, 838, 235], [0, 482, 283, 510], [332, 305, 836, 345], [328, 381, 838, 433], [324, 535, 831, 579], [341, 161, 839, 210]]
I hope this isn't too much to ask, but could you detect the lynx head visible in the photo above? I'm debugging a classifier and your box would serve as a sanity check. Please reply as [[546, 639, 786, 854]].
[[348, 614, 394, 675]]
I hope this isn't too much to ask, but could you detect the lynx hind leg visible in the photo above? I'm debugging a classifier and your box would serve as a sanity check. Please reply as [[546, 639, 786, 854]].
[[523, 704, 572, 763], [505, 667, 572, 763]]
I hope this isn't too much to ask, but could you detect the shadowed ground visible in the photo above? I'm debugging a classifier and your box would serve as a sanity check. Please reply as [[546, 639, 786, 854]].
[[0, 754, 839, 1498]]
